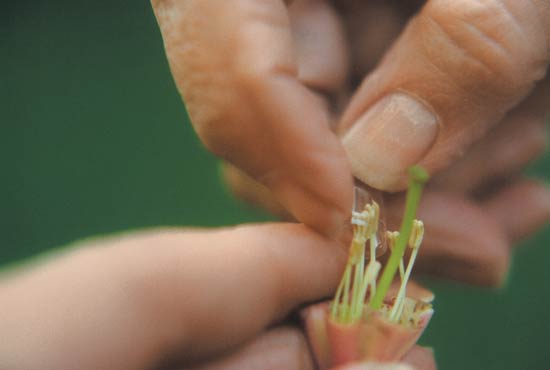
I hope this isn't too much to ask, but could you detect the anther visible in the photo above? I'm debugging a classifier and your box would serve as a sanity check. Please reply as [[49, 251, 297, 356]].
[[408, 220, 424, 250]]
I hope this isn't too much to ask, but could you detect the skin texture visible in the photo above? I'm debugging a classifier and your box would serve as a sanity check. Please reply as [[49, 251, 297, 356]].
[[0, 225, 439, 370], [151, 0, 550, 236], [2, 1, 549, 369], [151, 0, 549, 291]]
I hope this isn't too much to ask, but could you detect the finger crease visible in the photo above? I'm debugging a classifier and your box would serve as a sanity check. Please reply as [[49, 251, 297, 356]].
[[425, 14, 496, 77]]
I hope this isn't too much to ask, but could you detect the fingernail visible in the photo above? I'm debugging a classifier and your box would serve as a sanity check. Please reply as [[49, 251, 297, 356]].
[[342, 93, 438, 190]]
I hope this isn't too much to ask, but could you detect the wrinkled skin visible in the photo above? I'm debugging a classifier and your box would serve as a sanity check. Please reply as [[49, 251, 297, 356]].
[[175, 0, 550, 286], [152, 0, 549, 238], [149, 0, 548, 368]]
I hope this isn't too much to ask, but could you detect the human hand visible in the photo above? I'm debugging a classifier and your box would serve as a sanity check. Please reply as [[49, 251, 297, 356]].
[[151, 0, 549, 237], [0, 224, 440, 370]]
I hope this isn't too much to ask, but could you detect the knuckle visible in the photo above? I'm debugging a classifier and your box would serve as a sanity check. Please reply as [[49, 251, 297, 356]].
[[232, 57, 269, 89], [228, 9, 297, 91], [425, 0, 548, 94], [193, 115, 229, 156], [230, 56, 292, 97], [183, 77, 242, 158]]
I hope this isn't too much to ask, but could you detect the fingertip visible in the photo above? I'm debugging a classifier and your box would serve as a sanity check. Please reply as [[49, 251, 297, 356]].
[[342, 93, 438, 192], [482, 179, 550, 243], [277, 180, 350, 239], [263, 153, 354, 238], [339, 0, 549, 192]]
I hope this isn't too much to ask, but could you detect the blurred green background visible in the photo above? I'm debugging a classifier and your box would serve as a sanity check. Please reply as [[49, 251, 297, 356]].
[[2, 1, 548, 369]]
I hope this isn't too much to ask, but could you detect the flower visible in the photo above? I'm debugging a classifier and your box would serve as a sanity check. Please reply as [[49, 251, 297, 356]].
[[303, 167, 433, 369]]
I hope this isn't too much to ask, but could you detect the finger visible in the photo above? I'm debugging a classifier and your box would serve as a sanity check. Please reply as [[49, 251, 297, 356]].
[[430, 109, 547, 194], [339, 0, 550, 191], [289, 0, 349, 94], [288, 0, 351, 119], [222, 162, 290, 219], [222, 168, 536, 287], [386, 191, 510, 286], [189, 327, 314, 370], [481, 179, 550, 242], [223, 109, 546, 210], [152, 0, 353, 235], [0, 224, 346, 370], [335, 1, 416, 80], [338, 362, 415, 370], [223, 164, 516, 286]]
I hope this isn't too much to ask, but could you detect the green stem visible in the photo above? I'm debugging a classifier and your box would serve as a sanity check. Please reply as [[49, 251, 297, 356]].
[[369, 166, 429, 310]]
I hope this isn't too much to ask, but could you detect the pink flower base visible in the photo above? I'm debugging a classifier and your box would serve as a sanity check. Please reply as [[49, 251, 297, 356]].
[[302, 283, 433, 370]]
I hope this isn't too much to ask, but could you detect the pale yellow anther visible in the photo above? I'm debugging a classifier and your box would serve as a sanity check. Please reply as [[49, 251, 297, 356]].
[[408, 220, 424, 249], [389, 220, 424, 323], [334, 200, 385, 324], [368, 201, 380, 225], [349, 237, 365, 264], [373, 201, 380, 221], [351, 211, 369, 227], [365, 260, 381, 283], [362, 201, 380, 238], [351, 210, 370, 245], [386, 231, 400, 250]]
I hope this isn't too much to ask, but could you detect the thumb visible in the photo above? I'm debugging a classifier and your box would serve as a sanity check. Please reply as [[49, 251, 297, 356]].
[[340, 0, 550, 191]]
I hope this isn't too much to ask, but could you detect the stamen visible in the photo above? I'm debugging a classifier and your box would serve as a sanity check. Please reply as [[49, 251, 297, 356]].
[[351, 211, 368, 227], [389, 220, 424, 322], [364, 260, 381, 301], [331, 198, 381, 323], [409, 220, 424, 249], [386, 231, 404, 280], [331, 166, 428, 325], [367, 202, 380, 259]]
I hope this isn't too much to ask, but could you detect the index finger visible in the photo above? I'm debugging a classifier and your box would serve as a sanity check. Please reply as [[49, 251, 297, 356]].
[[0, 224, 347, 369], [152, 0, 353, 235]]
